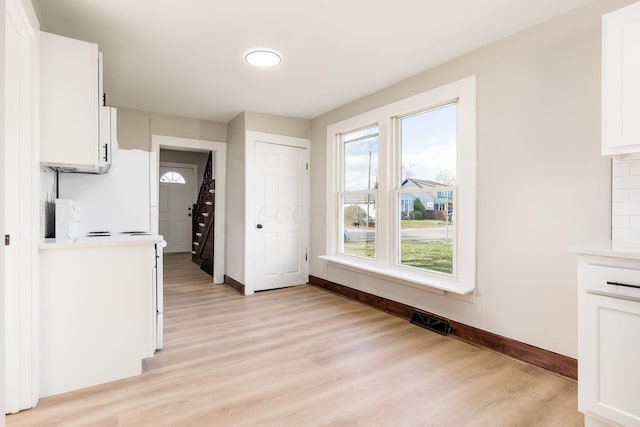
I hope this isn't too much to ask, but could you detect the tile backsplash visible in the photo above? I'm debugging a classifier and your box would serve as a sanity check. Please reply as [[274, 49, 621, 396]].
[[612, 158, 640, 242]]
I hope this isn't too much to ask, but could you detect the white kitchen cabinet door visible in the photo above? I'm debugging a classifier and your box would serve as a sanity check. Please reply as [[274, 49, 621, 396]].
[[579, 291, 640, 427], [602, 2, 640, 156], [40, 32, 103, 170]]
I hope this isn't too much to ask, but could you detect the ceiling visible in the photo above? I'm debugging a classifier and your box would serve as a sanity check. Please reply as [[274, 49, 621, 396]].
[[35, 0, 594, 123]]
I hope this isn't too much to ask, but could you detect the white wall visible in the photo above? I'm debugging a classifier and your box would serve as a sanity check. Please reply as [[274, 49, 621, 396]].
[[310, 0, 637, 358]]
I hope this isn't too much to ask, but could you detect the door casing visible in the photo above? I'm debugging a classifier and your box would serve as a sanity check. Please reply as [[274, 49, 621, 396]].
[[244, 131, 310, 295], [151, 135, 226, 284]]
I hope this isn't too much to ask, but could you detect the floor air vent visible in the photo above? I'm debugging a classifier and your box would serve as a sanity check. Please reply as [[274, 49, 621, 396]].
[[410, 311, 450, 336]]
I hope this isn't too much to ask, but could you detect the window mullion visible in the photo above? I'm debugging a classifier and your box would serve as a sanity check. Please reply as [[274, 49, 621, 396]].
[[390, 117, 401, 267]]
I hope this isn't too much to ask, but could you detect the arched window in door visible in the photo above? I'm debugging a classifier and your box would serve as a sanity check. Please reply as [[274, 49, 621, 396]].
[[160, 171, 186, 184]]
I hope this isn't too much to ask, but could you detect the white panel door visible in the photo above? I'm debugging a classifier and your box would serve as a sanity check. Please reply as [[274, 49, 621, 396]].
[[4, 0, 39, 413], [253, 142, 308, 291], [159, 166, 195, 253], [4, 8, 21, 414]]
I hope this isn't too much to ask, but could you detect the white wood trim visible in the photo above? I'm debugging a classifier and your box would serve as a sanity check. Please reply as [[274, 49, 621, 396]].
[[4, 0, 40, 416], [244, 131, 311, 295], [151, 135, 226, 284], [325, 76, 477, 294]]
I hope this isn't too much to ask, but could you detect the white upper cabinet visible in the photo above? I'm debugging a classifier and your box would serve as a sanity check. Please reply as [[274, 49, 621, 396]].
[[40, 32, 114, 173], [602, 2, 640, 156]]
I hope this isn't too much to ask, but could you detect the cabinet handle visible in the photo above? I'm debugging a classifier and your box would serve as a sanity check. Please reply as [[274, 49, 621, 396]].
[[103, 144, 108, 162], [606, 281, 640, 289]]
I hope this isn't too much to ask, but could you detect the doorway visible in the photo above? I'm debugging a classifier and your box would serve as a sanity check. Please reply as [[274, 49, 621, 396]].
[[151, 136, 226, 284]]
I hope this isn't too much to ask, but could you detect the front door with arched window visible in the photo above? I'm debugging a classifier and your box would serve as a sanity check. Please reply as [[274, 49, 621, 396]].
[[159, 165, 195, 252]]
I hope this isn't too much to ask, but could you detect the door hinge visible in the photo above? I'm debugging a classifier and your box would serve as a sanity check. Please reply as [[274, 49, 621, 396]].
[[306, 163, 309, 170], [305, 250, 308, 262], [4, 235, 10, 246]]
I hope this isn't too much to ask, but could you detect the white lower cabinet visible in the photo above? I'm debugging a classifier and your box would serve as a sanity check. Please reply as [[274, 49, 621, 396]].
[[577, 255, 640, 427], [39, 242, 156, 397]]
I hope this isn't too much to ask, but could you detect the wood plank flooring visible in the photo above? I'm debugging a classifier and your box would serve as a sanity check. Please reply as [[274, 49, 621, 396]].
[[8, 253, 583, 426]]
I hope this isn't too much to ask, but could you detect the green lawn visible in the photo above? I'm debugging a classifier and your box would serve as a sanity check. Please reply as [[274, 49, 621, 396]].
[[400, 220, 451, 229], [400, 240, 452, 274], [343, 240, 375, 259], [343, 240, 453, 274]]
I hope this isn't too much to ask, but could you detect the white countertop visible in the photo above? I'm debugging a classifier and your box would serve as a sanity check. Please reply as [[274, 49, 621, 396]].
[[39, 234, 165, 250], [570, 241, 640, 260]]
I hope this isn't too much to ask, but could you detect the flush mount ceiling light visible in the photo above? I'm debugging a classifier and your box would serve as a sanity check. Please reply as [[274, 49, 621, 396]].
[[245, 49, 281, 67]]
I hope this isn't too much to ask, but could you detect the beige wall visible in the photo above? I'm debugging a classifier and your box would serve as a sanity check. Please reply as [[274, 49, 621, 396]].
[[225, 112, 246, 283], [116, 107, 227, 151], [310, 0, 636, 358], [244, 112, 311, 139]]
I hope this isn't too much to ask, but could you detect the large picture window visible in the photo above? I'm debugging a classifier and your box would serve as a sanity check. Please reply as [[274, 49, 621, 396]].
[[324, 76, 476, 294]]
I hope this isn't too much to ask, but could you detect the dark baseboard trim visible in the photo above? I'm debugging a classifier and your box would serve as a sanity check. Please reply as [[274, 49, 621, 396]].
[[309, 275, 577, 381], [224, 275, 245, 295]]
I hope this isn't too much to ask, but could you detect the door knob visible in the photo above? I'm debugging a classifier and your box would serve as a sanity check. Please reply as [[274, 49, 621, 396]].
[[256, 224, 263, 229]]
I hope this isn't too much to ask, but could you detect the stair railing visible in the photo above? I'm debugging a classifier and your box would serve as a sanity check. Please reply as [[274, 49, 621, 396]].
[[192, 152, 213, 259]]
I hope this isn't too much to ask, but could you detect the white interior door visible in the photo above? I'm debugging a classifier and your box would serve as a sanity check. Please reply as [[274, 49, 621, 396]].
[[4, 0, 39, 414], [253, 142, 308, 291], [159, 165, 195, 253], [4, 7, 21, 414]]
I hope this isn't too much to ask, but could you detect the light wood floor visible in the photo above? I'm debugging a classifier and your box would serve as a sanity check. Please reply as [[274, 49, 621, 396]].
[[8, 253, 583, 426]]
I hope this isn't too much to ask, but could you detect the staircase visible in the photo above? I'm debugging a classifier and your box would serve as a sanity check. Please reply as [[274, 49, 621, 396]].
[[191, 152, 215, 275]]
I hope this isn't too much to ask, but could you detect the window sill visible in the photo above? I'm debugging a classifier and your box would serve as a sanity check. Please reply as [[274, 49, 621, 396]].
[[318, 255, 475, 295]]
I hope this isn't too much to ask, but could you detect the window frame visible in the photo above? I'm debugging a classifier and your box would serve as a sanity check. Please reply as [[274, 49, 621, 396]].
[[338, 125, 379, 259], [323, 76, 477, 295], [159, 171, 187, 184]]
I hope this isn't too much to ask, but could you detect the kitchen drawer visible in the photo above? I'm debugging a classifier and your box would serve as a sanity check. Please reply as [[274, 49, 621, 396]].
[[581, 262, 640, 301]]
